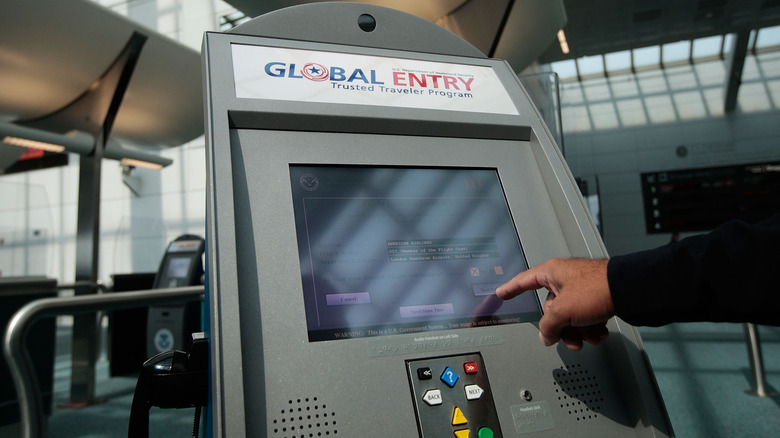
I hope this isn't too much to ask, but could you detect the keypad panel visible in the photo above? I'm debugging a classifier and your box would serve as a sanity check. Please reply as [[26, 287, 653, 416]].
[[406, 353, 502, 438]]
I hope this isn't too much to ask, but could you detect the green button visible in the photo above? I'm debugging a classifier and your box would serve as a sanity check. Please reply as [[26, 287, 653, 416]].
[[477, 427, 494, 438]]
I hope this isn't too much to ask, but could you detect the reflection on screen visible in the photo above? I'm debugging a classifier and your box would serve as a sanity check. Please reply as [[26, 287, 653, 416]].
[[166, 257, 192, 279], [290, 166, 541, 342]]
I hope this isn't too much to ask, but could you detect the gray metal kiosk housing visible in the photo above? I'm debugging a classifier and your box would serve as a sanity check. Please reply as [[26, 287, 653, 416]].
[[203, 4, 672, 437]]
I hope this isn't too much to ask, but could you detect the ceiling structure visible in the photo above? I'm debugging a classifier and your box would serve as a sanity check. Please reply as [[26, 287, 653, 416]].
[[0, 0, 203, 149], [538, 0, 780, 64], [226, 0, 780, 66], [3, 0, 779, 171]]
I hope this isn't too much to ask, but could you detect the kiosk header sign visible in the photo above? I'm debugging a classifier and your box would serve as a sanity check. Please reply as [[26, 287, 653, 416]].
[[231, 44, 519, 115]]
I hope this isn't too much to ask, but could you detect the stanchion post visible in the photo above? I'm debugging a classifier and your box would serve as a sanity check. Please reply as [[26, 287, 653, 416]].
[[743, 323, 778, 398]]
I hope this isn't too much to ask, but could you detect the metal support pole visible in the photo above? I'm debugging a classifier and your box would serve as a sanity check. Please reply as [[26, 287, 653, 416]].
[[2, 286, 204, 438], [69, 152, 103, 407], [67, 31, 147, 406], [743, 323, 778, 397]]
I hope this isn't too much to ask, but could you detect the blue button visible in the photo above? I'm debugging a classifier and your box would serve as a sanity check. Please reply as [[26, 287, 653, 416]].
[[440, 367, 459, 387]]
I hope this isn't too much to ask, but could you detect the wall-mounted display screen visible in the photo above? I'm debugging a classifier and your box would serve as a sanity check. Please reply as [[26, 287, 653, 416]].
[[641, 161, 780, 233], [290, 165, 541, 342]]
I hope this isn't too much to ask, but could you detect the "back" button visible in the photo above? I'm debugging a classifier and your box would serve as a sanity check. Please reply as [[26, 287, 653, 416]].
[[422, 389, 443, 406]]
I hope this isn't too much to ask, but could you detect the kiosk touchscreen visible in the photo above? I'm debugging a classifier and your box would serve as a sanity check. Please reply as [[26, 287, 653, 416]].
[[290, 166, 541, 343], [203, 4, 672, 438]]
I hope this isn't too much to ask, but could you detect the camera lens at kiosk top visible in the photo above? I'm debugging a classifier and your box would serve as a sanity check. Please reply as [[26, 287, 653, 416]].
[[358, 14, 377, 32]]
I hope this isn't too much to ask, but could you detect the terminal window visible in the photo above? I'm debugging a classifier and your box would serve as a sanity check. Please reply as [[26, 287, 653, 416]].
[[289, 165, 541, 341]]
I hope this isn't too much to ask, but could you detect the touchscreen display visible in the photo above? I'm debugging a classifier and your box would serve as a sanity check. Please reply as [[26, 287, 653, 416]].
[[290, 166, 541, 342]]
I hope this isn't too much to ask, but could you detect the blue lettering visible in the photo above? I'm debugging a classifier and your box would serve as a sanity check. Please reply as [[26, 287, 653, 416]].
[[287, 63, 303, 79], [265, 62, 286, 77], [266, 62, 384, 85], [348, 68, 368, 83], [370, 70, 384, 85], [331, 67, 346, 81]]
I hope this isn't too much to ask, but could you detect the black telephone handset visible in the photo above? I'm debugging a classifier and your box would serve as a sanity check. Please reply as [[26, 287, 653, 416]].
[[128, 332, 209, 438]]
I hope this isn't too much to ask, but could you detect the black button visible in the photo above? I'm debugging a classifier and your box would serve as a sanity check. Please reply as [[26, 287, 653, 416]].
[[417, 367, 433, 380]]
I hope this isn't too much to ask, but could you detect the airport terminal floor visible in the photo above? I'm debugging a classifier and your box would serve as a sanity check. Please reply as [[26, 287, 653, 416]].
[[639, 323, 780, 437], [2, 321, 777, 437]]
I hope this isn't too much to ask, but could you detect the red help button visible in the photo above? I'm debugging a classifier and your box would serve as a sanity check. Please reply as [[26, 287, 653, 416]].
[[464, 362, 478, 374]]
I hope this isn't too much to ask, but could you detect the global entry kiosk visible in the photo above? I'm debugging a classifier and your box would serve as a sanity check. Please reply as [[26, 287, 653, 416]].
[[203, 3, 671, 437]]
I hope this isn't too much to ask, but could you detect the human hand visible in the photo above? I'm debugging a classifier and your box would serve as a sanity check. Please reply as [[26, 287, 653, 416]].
[[496, 258, 614, 351]]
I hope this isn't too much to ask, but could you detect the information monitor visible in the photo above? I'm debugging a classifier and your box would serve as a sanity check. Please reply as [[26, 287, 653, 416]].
[[203, 4, 672, 438]]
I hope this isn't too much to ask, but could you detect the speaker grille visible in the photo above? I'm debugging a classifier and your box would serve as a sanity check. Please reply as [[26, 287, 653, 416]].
[[271, 397, 338, 437], [553, 363, 604, 421]]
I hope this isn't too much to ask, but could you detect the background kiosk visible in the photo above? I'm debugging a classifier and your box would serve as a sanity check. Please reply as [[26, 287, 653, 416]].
[[203, 4, 672, 437], [146, 234, 205, 357]]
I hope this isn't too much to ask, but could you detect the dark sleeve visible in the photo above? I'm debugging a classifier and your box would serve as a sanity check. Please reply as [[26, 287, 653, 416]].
[[607, 214, 780, 327]]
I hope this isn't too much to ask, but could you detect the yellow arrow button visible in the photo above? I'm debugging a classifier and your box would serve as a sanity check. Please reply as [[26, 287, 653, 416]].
[[454, 429, 470, 438], [452, 407, 468, 426]]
